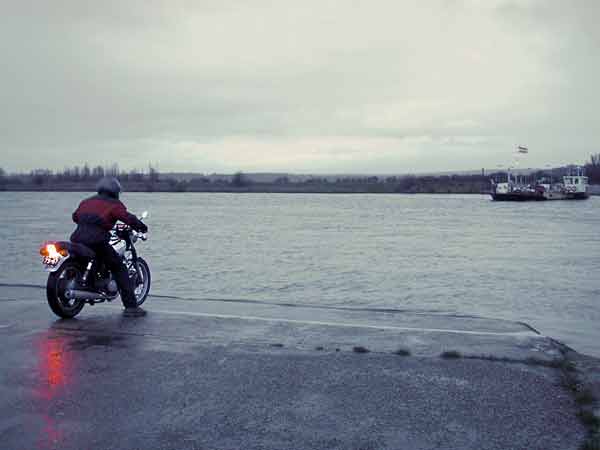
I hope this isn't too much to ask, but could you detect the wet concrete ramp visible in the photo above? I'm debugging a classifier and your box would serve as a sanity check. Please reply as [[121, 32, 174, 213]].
[[0, 285, 586, 450]]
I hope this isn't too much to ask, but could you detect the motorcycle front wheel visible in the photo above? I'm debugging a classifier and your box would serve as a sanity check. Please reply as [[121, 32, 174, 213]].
[[46, 261, 85, 318], [131, 257, 151, 306]]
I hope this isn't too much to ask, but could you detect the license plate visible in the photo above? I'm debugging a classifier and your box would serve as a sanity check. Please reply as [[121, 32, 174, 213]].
[[42, 256, 60, 267]]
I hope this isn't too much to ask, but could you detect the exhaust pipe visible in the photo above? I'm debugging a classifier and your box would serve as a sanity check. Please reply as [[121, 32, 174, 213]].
[[65, 289, 110, 301]]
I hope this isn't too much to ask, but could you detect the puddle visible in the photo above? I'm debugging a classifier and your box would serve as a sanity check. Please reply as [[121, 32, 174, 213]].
[[68, 335, 127, 351]]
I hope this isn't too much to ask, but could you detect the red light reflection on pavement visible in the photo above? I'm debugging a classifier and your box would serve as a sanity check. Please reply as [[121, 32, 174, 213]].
[[34, 333, 75, 449]]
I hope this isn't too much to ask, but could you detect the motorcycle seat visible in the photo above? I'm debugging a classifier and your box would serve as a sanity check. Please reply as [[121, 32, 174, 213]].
[[61, 241, 96, 259]]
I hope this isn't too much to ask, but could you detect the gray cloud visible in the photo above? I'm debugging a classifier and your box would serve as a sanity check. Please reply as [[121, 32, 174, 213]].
[[1, 0, 599, 173]]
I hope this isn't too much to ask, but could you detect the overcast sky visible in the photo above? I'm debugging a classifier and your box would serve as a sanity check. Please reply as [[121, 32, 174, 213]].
[[1, 0, 599, 174]]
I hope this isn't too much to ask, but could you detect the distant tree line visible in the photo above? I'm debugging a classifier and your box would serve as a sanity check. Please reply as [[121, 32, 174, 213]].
[[584, 153, 600, 184], [1, 156, 599, 193], [0, 166, 488, 193], [0, 164, 162, 191]]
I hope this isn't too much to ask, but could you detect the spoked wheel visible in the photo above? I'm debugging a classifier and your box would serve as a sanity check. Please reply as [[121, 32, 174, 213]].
[[46, 261, 85, 318], [128, 257, 151, 306]]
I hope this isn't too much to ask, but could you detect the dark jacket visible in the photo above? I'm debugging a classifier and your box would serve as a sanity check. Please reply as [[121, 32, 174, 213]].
[[70, 194, 147, 245]]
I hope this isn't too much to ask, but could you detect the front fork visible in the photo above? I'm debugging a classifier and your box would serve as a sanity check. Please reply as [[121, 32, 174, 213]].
[[123, 238, 140, 283]]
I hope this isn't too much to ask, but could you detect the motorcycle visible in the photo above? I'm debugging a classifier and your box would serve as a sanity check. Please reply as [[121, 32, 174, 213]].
[[39, 211, 151, 318]]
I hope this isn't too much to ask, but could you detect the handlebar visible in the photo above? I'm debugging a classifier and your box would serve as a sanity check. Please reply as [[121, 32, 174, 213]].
[[111, 224, 148, 242]]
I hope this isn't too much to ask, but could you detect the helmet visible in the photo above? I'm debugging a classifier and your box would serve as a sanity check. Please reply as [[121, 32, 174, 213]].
[[96, 177, 122, 199]]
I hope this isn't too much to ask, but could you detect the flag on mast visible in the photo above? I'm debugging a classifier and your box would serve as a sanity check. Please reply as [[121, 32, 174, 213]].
[[517, 145, 528, 154]]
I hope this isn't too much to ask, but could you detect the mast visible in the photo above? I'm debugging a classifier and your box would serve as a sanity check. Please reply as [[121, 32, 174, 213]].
[[512, 145, 528, 187]]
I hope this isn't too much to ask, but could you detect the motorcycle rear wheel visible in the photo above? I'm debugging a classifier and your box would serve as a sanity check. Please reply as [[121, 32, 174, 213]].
[[47, 261, 85, 318]]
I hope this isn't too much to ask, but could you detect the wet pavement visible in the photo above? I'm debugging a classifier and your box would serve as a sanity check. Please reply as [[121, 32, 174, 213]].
[[0, 285, 588, 450]]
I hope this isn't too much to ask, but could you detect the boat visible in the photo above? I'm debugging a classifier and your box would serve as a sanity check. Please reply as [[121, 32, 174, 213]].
[[490, 168, 589, 201]]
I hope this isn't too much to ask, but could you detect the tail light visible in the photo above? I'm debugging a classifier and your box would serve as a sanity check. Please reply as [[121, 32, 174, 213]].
[[40, 242, 68, 258]]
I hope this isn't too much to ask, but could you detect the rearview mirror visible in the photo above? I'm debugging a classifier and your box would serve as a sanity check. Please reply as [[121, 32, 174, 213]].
[[140, 211, 149, 219]]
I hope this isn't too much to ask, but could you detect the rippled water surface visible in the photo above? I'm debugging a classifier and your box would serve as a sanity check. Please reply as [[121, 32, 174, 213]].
[[2, 192, 599, 356]]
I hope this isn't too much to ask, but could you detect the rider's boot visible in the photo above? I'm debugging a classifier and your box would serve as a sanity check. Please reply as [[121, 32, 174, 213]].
[[123, 306, 147, 317]]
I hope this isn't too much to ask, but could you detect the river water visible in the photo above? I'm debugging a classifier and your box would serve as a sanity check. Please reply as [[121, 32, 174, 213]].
[[1, 192, 599, 356]]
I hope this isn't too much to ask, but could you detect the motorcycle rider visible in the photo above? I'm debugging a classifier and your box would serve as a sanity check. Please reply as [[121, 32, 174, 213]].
[[71, 176, 148, 317]]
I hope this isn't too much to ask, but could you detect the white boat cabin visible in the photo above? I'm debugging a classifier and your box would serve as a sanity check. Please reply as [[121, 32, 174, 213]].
[[563, 175, 588, 193], [494, 182, 510, 194]]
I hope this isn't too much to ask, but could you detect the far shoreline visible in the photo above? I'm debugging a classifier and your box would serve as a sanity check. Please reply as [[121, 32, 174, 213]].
[[0, 185, 492, 195], [2, 186, 600, 195]]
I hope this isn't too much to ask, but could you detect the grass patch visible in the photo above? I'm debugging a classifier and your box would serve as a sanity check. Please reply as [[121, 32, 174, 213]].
[[466, 351, 600, 449], [560, 373, 579, 393], [440, 350, 462, 359], [353, 346, 370, 354], [580, 435, 600, 450], [575, 389, 596, 406], [524, 356, 577, 371], [394, 348, 411, 356], [526, 356, 556, 367], [563, 360, 578, 372], [464, 354, 514, 364], [464, 354, 575, 370], [578, 411, 600, 428], [556, 355, 600, 450]]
